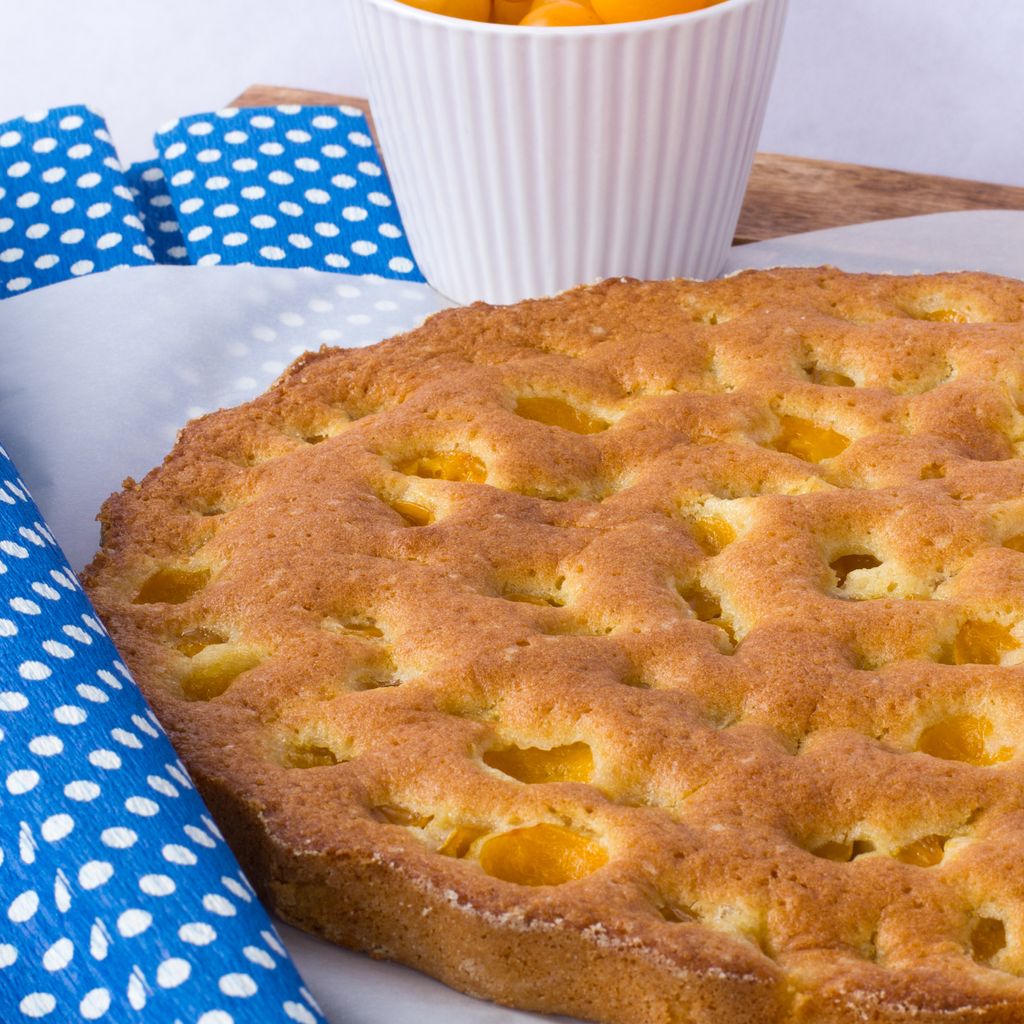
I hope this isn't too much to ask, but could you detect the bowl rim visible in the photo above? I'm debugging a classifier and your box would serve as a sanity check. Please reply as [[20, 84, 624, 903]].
[[358, 0, 768, 36]]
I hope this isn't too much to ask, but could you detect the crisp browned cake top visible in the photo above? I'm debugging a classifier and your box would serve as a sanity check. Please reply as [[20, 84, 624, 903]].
[[85, 269, 1024, 1024]]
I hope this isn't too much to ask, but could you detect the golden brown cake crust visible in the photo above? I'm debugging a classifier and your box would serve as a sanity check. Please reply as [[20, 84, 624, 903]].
[[83, 268, 1024, 1023]]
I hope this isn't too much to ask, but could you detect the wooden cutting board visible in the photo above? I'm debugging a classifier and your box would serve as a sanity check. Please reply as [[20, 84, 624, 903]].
[[233, 83, 1024, 246]]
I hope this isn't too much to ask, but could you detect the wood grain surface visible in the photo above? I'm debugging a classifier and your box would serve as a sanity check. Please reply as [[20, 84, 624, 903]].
[[233, 83, 1024, 245]]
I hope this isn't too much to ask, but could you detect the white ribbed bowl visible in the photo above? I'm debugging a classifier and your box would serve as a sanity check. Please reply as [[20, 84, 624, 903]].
[[350, 0, 788, 304]]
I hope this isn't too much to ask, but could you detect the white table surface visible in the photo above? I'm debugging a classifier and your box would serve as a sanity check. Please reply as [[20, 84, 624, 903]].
[[1, 0, 1023, 186]]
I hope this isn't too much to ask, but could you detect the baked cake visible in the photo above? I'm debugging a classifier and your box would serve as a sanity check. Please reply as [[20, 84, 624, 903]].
[[83, 268, 1024, 1023]]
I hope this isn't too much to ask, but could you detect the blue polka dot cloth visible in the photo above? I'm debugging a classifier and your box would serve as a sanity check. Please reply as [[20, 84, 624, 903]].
[[0, 103, 423, 299], [0, 106, 155, 297], [0, 443, 327, 1024], [155, 106, 421, 277]]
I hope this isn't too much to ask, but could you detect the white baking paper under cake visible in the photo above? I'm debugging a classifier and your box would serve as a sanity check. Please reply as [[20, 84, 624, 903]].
[[0, 266, 446, 571], [3, 209, 1024, 1024]]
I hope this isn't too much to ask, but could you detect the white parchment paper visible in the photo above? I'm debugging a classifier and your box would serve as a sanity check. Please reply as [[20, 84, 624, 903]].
[[721, 209, 1024, 276], [4, 210, 1024, 1023], [0, 265, 445, 570]]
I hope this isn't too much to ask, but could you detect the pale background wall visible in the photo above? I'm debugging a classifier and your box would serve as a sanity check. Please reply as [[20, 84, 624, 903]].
[[1, 0, 1021, 184]]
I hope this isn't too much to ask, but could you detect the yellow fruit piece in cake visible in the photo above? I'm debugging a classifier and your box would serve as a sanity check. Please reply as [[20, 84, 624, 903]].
[[479, 824, 607, 886]]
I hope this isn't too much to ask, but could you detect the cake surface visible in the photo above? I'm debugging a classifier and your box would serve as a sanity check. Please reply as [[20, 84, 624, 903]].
[[83, 268, 1024, 1024]]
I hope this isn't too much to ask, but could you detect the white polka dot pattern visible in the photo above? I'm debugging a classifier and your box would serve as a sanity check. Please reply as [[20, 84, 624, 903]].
[[0, 106, 154, 298], [0, 444, 325, 1022], [155, 106, 422, 279]]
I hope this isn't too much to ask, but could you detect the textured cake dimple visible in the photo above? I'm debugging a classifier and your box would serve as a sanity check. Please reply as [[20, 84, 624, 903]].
[[83, 269, 1024, 1024]]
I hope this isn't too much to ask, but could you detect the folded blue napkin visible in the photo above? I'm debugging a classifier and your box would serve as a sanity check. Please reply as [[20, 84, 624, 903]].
[[0, 102, 424, 298], [0, 107, 154, 296], [0, 447, 327, 1021]]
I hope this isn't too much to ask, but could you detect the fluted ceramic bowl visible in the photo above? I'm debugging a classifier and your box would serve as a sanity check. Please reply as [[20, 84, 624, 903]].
[[350, 0, 789, 303]]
